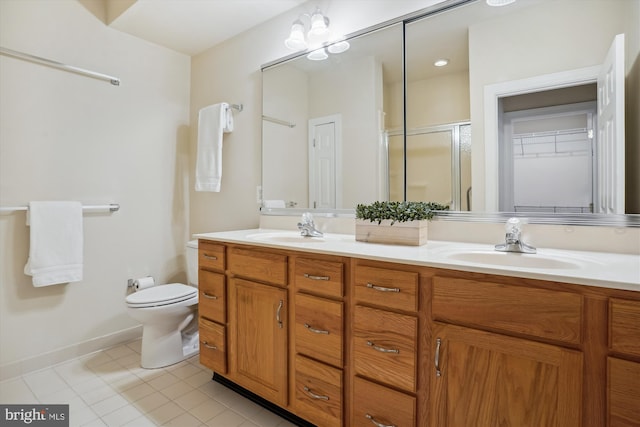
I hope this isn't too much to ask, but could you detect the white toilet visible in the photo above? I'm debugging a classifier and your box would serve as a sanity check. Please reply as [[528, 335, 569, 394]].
[[126, 240, 199, 368]]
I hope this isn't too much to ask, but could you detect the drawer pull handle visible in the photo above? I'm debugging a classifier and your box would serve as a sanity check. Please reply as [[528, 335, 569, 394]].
[[365, 414, 396, 427], [200, 341, 217, 350], [304, 273, 330, 281], [203, 254, 218, 260], [367, 340, 399, 354], [304, 323, 329, 335], [435, 337, 442, 377], [303, 386, 329, 401], [276, 300, 284, 329], [201, 292, 218, 300], [366, 283, 400, 293]]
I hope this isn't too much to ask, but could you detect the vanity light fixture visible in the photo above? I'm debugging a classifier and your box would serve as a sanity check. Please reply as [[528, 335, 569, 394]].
[[284, 6, 350, 60], [434, 58, 449, 67]]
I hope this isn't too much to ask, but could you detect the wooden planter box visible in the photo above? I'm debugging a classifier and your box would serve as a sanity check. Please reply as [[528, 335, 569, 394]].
[[355, 219, 428, 246]]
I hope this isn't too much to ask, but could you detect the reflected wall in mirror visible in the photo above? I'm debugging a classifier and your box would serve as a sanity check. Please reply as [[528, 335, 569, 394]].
[[262, 0, 639, 216], [262, 23, 402, 209]]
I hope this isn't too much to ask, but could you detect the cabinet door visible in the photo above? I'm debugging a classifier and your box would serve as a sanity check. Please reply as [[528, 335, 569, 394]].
[[229, 278, 288, 406], [608, 357, 640, 427], [431, 323, 583, 427]]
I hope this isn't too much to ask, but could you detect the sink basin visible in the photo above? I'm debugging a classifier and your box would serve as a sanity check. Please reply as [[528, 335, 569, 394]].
[[443, 250, 584, 270], [246, 231, 334, 244]]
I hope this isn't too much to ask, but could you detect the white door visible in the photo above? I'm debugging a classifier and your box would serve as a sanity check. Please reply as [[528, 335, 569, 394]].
[[596, 33, 625, 214], [308, 115, 341, 209]]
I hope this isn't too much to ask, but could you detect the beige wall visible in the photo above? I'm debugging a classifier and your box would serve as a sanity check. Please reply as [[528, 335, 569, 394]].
[[189, 0, 444, 234], [0, 0, 190, 375]]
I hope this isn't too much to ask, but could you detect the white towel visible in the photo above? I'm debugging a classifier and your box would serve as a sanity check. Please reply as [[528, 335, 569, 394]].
[[196, 102, 233, 192], [24, 201, 83, 287]]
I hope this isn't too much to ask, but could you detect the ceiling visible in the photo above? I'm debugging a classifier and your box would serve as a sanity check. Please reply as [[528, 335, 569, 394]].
[[106, 0, 307, 56]]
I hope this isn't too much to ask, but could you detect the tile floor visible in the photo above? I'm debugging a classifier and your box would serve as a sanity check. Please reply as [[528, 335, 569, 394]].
[[0, 340, 295, 427]]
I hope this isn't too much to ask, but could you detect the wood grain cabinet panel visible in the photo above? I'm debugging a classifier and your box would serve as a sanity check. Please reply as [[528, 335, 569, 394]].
[[228, 247, 287, 286], [609, 298, 640, 357], [431, 322, 583, 427], [199, 318, 226, 374], [198, 241, 225, 272], [432, 276, 583, 344], [353, 304, 417, 392], [198, 270, 225, 324], [352, 376, 416, 427], [294, 257, 344, 298], [608, 357, 640, 426], [354, 265, 418, 312], [295, 293, 343, 368], [294, 355, 343, 427]]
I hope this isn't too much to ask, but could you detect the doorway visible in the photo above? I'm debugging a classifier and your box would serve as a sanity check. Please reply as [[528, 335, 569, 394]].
[[308, 114, 342, 209]]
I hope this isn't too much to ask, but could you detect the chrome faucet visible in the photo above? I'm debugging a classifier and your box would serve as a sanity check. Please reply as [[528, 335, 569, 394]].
[[297, 212, 324, 237], [495, 217, 536, 254]]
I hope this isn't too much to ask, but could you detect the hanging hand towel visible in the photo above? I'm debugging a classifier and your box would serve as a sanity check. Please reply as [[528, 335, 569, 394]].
[[196, 102, 232, 192], [24, 201, 83, 287]]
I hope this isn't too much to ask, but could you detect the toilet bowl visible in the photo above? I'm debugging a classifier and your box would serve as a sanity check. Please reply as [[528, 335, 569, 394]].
[[126, 240, 200, 368]]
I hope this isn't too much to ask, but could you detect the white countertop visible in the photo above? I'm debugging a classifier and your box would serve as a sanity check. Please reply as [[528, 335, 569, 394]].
[[194, 228, 640, 292]]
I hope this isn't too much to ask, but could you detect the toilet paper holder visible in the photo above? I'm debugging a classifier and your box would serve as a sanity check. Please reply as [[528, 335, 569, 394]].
[[127, 276, 155, 291]]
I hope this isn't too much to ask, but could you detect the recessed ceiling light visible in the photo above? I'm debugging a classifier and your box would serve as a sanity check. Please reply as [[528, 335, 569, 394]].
[[434, 59, 449, 67]]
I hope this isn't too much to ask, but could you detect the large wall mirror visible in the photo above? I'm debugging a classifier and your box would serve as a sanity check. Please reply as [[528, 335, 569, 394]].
[[262, 0, 639, 224]]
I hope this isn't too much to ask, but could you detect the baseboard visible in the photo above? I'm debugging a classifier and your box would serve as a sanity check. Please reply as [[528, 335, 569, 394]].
[[0, 325, 142, 381]]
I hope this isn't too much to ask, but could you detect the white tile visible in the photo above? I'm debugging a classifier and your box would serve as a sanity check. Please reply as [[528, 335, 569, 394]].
[[119, 382, 155, 403], [162, 411, 203, 427], [205, 409, 247, 427], [100, 404, 144, 427], [81, 384, 117, 405], [82, 352, 114, 370], [239, 421, 261, 427], [125, 340, 142, 354], [185, 370, 213, 388], [228, 396, 263, 420], [197, 379, 228, 398], [214, 388, 253, 408], [80, 418, 108, 427], [70, 404, 100, 427], [54, 359, 100, 386], [71, 377, 109, 395], [131, 391, 170, 414], [189, 399, 227, 423], [0, 377, 38, 403], [23, 368, 70, 399], [147, 372, 180, 391], [145, 401, 184, 425], [39, 386, 78, 404], [90, 394, 129, 417], [104, 345, 137, 361], [173, 388, 210, 410], [121, 415, 157, 427], [158, 380, 193, 400], [249, 408, 286, 427], [110, 374, 144, 393]]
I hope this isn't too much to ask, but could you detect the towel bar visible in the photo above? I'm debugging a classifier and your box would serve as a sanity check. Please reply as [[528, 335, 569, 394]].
[[0, 203, 120, 213]]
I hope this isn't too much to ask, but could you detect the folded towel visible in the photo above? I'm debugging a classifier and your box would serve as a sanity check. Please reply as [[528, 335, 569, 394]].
[[196, 102, 232, 192], [24, 201, 83, 287]]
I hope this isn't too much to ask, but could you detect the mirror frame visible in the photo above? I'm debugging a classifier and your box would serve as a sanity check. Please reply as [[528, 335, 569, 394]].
[[260, 0, 640, 228]]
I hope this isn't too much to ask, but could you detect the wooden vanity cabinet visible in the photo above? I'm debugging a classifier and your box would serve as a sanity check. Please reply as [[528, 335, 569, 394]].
[[197, 238, 639, 427], [607, 298, 640, 426], [351, 261, 420, 427], [198, 241, 227, 374], [291, 255, 346, 427]]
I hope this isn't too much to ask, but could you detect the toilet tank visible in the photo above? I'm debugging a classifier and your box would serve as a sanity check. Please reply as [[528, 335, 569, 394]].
[[186, 240, 198, 286]]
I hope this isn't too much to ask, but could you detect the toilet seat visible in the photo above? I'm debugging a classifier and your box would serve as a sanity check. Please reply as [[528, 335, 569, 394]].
[[126, 283, 198, 308]]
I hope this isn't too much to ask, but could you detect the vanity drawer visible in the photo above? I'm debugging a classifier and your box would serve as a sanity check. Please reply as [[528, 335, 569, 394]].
[[199, 270, 225, 324], [352, 376, 415, 427], [198, 240, 225, 272], [227, 247, 287, 286], [294, 355, 343, 427], [354, 265, 418, 312], [295, 293, 343, 367], [294, 257, 344, 298], [609, 298, 640, 357], [353, 305, 417, 392], [608, 357, 640, 426], [432, 276, 583, 345], [199, 318, 227, 374]]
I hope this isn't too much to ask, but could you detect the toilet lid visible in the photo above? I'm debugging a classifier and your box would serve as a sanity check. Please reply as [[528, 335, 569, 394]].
[[126, 283, 197, 307]]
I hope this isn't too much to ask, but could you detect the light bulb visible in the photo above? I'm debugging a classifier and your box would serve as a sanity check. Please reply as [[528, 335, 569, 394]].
[[285, 20, 307, 50], [307, 48, 328, 61]]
